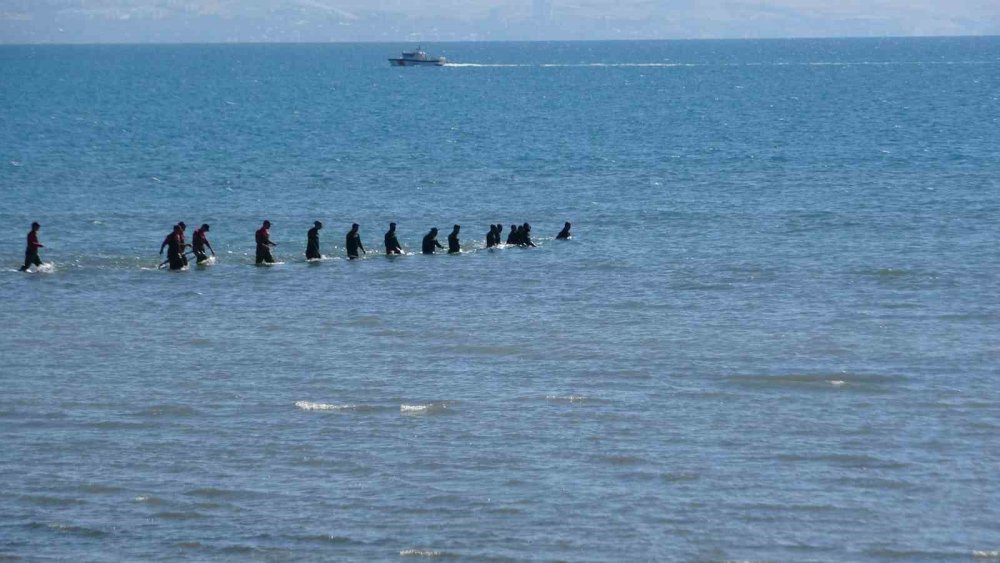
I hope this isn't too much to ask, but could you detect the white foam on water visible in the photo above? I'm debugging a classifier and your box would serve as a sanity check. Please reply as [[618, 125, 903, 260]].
[[196, 256, 217, 266], [973, 551, 1000, 559], [295, 401, 357, 412], [828, 380, 847, 386]]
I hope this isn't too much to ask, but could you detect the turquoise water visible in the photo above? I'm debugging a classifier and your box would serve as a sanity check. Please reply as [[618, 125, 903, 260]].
[[1, 38, 999, 560]]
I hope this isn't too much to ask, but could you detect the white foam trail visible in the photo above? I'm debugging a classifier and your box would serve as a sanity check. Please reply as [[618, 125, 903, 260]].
[[828, 380, 846, 386], [446, 60, 995, 70], [444, 63, 529, 67]]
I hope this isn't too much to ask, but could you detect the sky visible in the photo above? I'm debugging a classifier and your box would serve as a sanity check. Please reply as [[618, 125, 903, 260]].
[[1, 0, 999, 44]]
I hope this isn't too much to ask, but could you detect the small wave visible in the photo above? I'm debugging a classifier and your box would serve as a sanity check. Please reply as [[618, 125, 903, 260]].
[[776, 452, 906, 469], [292, 534, 362, 545], [724, 373, 899, 391], [74, 483, 122, 494], [85, 420, 154, 430], [973, 551, 1000, 560], [41, 523, 108, 538], [400, 403, 449, 415], [175, 541, 207, 549], [134, 404, 199, 417], [545, 395, 589, 403], [399, 548, 457, 558], [597, 454, 645, 466], [134, 495, 164, 504], [459, 344, 522, 356], [21, 495, 86, 507], [295, 401, 361, 412], [185, 487, 255, 500], [152, 511, 205, 520], [865, 548, 967, 559], [346, 315, 382, 327]]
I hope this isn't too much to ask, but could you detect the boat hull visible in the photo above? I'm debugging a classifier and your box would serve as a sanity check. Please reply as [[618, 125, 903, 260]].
[[389, 58, 446, 67]]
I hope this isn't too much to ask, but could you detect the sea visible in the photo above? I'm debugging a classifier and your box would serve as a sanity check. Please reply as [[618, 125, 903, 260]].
[[1, 38, 998, 561]]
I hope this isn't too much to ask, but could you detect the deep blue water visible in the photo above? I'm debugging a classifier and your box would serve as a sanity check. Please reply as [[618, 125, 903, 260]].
[[1, 38, 999, 561]]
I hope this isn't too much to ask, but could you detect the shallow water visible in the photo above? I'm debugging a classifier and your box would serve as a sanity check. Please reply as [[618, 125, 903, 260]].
[[1, 38, 999, 560]]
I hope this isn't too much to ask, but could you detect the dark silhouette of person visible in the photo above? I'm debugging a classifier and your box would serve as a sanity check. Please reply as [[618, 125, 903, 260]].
[[384, 222, 402, 255], [166, 225, 185, 270], [346, 223, 365, 259], [192, 224, 215, 263], [494, 224, 503, 245], [521, 223, 537, 247], [448, 225, 461, 254], [556, 222, 572, 240], [422, 228, 443, 254], [177, 221, 189, 266], [161, 223, 189, 263], [306, 221, 323, 260], [19, 222, 44, 272], [485, 225, 497, 248], [255, 220, 276, 264], [506, 224, 519, 245]]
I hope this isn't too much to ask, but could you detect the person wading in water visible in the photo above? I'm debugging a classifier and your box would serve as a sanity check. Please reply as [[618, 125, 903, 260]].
[[18, 222, 44, 272]]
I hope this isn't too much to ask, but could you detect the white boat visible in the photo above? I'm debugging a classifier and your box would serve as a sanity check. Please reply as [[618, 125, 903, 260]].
[[389, 47, 446, 67]]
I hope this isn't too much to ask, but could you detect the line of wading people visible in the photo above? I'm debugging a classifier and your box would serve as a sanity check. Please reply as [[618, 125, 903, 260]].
[[247, 220, 572, 268], [14, 220, 573, 272]]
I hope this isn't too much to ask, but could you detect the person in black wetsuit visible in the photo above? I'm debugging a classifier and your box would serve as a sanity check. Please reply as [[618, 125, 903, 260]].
[[255, 220, 276, 265], [506, 224, 519, 245], [177, 222, 189, 267], [19, 222, 44, 272], [166, 225, 185, 270], [384, 222, 402, 255], [494, 224, 503, 245], [447, 225, 461, 254], [192, 224, 215, 264], [485, 225, 497, 248], [521, 223, 537, 247], [346, 223, 365, 259], [556, 222, 572, 240], [422, 228, 443, 254], [306, 221, 323, 260]]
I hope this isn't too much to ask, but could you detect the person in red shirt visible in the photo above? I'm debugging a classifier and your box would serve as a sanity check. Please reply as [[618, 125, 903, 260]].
[[164, 225, 185, 270], [192, 224, 215, 264], [255, 220, 276, 265], [160, 223, 190, 264], [19, 222, 44, 272]]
